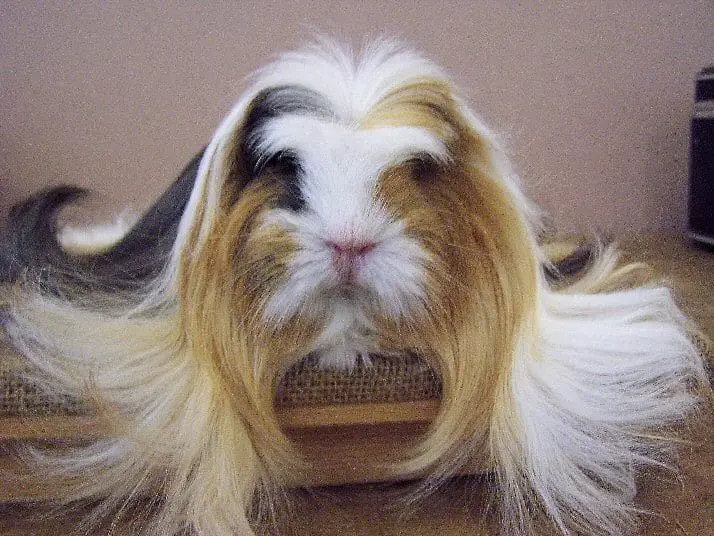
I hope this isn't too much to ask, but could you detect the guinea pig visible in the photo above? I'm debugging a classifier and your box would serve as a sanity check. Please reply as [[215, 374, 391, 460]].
[[0, 38, 708, 536]]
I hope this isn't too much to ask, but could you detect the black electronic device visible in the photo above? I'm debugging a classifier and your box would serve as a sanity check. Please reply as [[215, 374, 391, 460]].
[[689, 65, 714, 245]]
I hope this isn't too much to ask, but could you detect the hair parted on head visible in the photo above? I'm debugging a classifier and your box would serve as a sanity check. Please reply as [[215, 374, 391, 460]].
[[0, 37, 708, 535]]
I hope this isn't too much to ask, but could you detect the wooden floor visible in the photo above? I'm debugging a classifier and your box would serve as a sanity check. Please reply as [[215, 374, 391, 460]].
[[1, 234, 713, 535]]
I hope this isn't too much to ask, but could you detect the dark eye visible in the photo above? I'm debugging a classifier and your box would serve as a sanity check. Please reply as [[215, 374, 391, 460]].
[[262, 150, 299, 174], [406, 153, 440, 179], [261, 150, 305, 212]]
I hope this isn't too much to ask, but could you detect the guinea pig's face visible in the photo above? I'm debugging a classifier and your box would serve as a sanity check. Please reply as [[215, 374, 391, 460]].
[[217, 82, 488, 369], [185, 48, 531, 371], [260, 121, 438, 313]]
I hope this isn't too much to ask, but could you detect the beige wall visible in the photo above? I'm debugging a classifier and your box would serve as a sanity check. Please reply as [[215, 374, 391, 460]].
[[1, 1, 712, 232]]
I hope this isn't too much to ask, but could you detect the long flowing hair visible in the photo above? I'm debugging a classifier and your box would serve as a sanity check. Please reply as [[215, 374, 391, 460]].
[[1, 39, 708, 536]]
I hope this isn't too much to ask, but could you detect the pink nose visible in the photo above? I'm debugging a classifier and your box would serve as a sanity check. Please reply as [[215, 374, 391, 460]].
[[326, 239, 376, 282]]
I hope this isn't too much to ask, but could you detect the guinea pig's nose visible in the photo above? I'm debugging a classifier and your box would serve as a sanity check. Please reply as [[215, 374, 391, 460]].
[[326, 239, 376, 283]]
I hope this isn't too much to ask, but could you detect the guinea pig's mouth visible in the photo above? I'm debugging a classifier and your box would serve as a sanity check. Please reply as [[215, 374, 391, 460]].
[[320, 282, 377, 311], [331, 278, 369, 297]]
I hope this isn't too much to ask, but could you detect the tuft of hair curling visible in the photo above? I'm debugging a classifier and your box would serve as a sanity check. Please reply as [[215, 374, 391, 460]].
[[0, 37, 709, 536]]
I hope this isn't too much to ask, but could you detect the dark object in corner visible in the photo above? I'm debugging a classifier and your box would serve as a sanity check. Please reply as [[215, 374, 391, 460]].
[[689, 65, 714, 247]]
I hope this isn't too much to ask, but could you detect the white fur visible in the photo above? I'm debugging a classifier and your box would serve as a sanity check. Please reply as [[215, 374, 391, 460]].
[[489, 284, 707, 535], [57, 210, 137, 255]]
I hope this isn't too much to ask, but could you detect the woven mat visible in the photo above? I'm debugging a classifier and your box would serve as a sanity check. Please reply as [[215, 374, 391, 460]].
[[2, 336, 709, 417], [0, 347, 442, 417], [0, 355, 88, 416]]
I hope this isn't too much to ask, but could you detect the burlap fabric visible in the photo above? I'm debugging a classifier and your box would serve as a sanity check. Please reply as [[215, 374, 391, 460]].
[[277, 354, 441, 406], [0, 348, 441, 416], [2, 336, 709, 417]]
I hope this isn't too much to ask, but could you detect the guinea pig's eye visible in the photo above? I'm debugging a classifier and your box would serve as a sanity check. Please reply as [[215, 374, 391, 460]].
[[261, 150, 305, 211], [406, 153, 440, 180], [262, 150, 300, 174]]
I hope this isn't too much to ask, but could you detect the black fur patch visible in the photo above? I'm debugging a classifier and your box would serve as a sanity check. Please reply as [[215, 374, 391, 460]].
[[262, 149, 305, 211], [241, 86, 331, 171], [239, 85, 331, 212], [0, 186, 88, 284], [0, 149, 204, 295]]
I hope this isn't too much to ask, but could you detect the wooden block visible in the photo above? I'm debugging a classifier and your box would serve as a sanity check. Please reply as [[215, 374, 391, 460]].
[[0, 399, 487, 501]]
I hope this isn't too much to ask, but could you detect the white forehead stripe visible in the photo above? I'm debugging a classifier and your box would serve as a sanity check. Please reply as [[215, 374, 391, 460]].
[[255, 116, 449, 170]]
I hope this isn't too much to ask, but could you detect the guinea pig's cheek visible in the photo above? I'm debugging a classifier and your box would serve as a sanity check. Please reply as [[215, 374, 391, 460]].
[[358, 233, 432, 319], [236, 221, 298, 318], [255, 230, 330, 325]]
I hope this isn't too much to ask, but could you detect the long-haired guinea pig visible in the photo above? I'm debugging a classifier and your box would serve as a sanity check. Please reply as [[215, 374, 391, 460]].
[[0, 38, 708, 536]]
